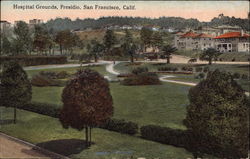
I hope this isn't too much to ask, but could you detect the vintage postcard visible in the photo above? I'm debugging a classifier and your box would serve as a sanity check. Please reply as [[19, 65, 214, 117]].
[[0, 0, 249, 159]]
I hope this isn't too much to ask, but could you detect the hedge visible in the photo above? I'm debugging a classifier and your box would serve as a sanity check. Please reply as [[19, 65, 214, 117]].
[[17, 102, 61, 118], [99, 118, 139, 135], [0, 56, 67, 66], [121, 72, 161, 86], [12, 102, 138, 135], [140, 125, 192, 148]]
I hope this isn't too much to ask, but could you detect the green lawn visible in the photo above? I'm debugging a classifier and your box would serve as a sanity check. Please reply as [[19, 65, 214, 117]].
[[0, 107, 193, 159], [32, 82, 190, 130]]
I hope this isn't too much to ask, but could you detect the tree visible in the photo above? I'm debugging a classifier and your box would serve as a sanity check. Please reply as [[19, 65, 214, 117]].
[[59, 69, 113, 147], [0, 61, 32, 124], [161, 45, 177, 64], [1, 35, 12, 55], [185, 69, 248, 158], [33, 25, 52, 55], [140, 27, 153, 52], [13, 21, 32, 55], [89, 40, 104, 62], [200, 48, 221, 65], [55, 30, 75, 55], [122, 30, 138, 63], [103, 29, 116, 54], [151, 32, 163, 52]]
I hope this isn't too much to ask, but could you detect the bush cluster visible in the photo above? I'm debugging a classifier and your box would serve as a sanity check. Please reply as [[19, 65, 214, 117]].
[[31, 74, 66, 87], [195, 73, 205, 79], [131, 67, 148, 75], [39, 71, 70, 79], [241, 74, 249, 80], [140, 125, 192, 148], [158, 67, 178, 72], [181, 66, 193, 72], [0, 56, 67, 66], [203, 66, 210, 73], [99, 118, 138, 135], [232, 72, 241, 79], [17, 102, 60, 118], [195, 67, 203, 72], [121, 72, 161, 86]]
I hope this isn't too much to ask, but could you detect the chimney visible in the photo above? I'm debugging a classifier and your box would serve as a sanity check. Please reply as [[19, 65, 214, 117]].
[[240, 29, 244, 36]]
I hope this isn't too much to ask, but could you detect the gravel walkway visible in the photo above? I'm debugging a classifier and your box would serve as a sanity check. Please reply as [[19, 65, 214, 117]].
[[0, 133, 68, 158]]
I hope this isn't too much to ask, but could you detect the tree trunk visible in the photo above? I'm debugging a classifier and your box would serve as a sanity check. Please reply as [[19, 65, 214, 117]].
[[94, 55, 98, 62], [89, 127, 92, 146], [130, 55, 134, 63], [209, 59, 212, 65], [85, 127, 88, 147], [60, 44, 63, 55], [167, 57, 170, 64], [14, 107, 16, 124]]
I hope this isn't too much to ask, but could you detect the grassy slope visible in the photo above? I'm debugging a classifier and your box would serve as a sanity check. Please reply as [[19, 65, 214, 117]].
[[0, 108, 193, 159]]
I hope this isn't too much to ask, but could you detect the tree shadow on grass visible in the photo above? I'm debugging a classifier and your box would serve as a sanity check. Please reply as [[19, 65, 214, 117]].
[[36, 139, 93, 156], [0, 119, 14, 125]]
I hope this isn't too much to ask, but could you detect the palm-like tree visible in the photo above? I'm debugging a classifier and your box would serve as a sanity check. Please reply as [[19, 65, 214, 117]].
[[161, 45, 177, 64], [200, 48, 220, 65]]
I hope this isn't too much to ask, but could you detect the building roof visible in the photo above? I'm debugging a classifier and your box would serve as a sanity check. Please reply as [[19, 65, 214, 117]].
[[180, 32, 213, 38], [181, 32, 199, 38], [196, 33, 214, 38], [214, 32, 250, 39]]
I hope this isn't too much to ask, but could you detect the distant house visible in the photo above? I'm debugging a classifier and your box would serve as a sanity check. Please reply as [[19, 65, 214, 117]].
[[0, 20, 11, 33], [175, 31, 214, 51], [29, 19, 43, 27], [214, 31, 250, 53], [196, 25, 242, 37]]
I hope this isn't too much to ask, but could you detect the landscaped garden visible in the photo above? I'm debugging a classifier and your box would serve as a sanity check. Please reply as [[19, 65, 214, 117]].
[[0, 64, 197, 158]]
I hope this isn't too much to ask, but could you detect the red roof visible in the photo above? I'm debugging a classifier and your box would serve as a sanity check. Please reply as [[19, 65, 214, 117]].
[[181, 32, 199, 38], [214, 32, 250, 39], [181, 32, 213, 38], [196, 33, 214, 38]]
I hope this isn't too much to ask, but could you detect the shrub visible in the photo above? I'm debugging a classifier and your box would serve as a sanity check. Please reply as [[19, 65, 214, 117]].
[[203, 66, 210, 72], [0, 56, 67, 66], [181, 66, 193, 72], [31, 75, 65, 87], [140, 125, 192, 148], [158, 67, 178, 72], [241, 74, 248, 80], [121, 72, 161, 86], [195, 67, 203, 72], [39, 71, 70, 79], [99, 118, 138, 135], [55, 71, 70, 79], [39, 71, 57, 79], [131, 67, 148, 75], [232, 72, 241, 79], [195, 73, 205, 79], [17, 102, 60, 118]]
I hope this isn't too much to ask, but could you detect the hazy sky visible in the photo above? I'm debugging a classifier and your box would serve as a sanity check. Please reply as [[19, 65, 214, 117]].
[[1, 1, 249, 23]]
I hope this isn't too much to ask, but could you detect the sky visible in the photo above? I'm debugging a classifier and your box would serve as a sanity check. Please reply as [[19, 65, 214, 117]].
[[1, 1, 249, 23]]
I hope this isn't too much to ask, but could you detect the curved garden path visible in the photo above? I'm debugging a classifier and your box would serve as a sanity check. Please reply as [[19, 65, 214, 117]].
[[105, 61, 249, 96]]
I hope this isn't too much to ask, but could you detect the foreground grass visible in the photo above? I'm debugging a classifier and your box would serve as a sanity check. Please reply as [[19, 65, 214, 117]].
[[0, 108, 193, 159]]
